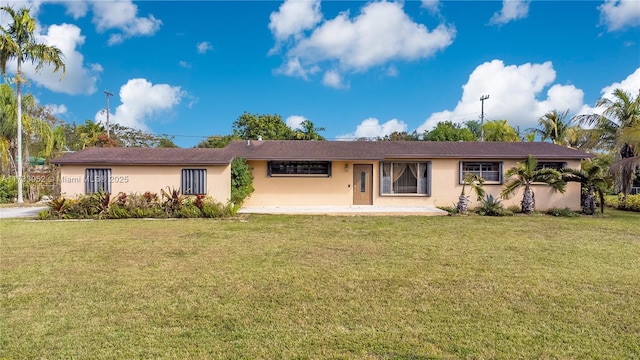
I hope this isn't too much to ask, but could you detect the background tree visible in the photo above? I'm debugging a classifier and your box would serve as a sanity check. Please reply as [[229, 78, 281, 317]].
[[232, 112, 294, 140], [501, 155, 566, 213], [575, 89, 640, 197], [1, 5, 66, 202], [156, 136, 179, 148], [482, 120, 521, 142], [528, 109, 571, 145], [379, 131, 420, 141], [423, 121, 477, 141], [0, 84, 53, 174], [293, 120, 325, 140], [196, 134, 239, 148]]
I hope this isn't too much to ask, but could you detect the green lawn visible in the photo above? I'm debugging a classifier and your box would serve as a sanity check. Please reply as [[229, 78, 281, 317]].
[[1, 211, 639, 359]]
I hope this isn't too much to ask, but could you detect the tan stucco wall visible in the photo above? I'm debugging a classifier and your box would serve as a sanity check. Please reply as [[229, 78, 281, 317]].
[[243, 159, 583, 211], [58, 164, 231, 202]]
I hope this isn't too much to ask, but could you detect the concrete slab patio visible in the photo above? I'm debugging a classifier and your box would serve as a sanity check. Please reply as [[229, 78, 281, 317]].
[[238, 205, 449, 216]]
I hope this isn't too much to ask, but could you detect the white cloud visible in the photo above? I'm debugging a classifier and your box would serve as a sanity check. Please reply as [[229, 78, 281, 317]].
[[196, 41, 213, 54], [417, 60, 585, 133], [322, 70, 347, 89], [272, 1, 455, 88], [91, 1, 162, 45], [421, 0, 440, 13], [599, 0, 640, 31], [268, 0, 322, 42], [577, 67, 640, 116], [338, 117, 408, 140], [7, 23, 102, 95], [601, 67, 640, 96], [490, 0, 530, 25], [285, 115, 307, 130], [95, 78, 185, 131], [179, 61, 191, 69], [45, 103, 68, 115]]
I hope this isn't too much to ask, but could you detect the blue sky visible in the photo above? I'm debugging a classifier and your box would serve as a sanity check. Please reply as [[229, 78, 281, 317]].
[[2, 0, 639, 147]]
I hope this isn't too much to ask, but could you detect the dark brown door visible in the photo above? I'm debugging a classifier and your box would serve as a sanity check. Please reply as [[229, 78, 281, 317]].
[[353, 164, 373, 205]]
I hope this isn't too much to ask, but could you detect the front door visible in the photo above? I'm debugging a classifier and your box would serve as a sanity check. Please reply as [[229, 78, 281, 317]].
[[353, 164, 373, 205]]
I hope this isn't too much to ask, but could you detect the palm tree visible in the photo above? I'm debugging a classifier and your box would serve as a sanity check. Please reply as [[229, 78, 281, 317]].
[[561, 162, 612, 214], [1, 5, 66, 202], [501, 155, 566, 213], [294, 120, 325, 140], [456, 172, 486, 214], [528, 109, 571, 145]]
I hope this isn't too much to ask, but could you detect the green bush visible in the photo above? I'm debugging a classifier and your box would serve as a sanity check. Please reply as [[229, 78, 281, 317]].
[[39, 191, 237, 220], [0, 175, 19, 203], [546, 207, 580, 218], [437, 206, 456, 216], [606, 194, 640, 212], [475, 195, 513, 216], [231, 157, 254, 206]]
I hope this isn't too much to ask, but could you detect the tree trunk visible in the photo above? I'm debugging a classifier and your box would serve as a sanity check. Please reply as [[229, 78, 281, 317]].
[[583, 192, 596, 215], [521, 188, 535, 214], [456, 195, 469, 214]]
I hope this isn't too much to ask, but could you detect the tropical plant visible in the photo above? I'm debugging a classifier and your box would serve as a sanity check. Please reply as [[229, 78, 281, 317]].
[[1, 5, 66, 202], [561, 161, 612, 214], [476, 194, 511, 216], [528, 109, 571, 145], [456, 172, 486, 214], [423, 121, 477, 141], [294, 120, 326, 140], [501, 155, 566, 214]]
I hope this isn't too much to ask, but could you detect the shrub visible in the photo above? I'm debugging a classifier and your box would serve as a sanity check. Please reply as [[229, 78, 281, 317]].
[[437, 206, 457, 216], [108, 204, 131, 219], [231, 157, 254, 206], [546, 207, 580, 218], [179, 201, 201, 218], [0, 175, 19, 203], [606, 194, 640, 212], [475, 194, 513, 216]]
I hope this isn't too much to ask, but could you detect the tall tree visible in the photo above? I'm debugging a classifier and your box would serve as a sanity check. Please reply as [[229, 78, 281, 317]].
[[501, 155, 566, 213], [423, 121, 477, 141], [196, 135, 239, 148], [232, 112, 294, 140], [482, 120, 521, 142], [1, 5, 66, 202], [575, 89, 640, 197], [528, 109, 571, 145]]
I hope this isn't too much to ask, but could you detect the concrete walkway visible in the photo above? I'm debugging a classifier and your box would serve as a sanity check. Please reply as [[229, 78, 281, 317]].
[[0, 206, 48, 219], [238, 205, 448, 216]]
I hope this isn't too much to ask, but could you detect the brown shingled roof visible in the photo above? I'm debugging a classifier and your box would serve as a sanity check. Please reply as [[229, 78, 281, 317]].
[[226, 140, 592, 161], [51, 141, 592, 166], [51, 147, 233, 165]]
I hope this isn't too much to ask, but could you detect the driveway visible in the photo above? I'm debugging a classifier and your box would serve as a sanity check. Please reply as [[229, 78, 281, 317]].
[[0, 206, 48, 219]]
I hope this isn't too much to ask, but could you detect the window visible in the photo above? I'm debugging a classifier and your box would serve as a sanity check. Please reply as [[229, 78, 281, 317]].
[[268, 161, 332, 177], [460, 162, 502, 183], [535, 162, 566, 170], [85, 168, 111, 194], [381, 162, 430, 196], [182, 169, 207, 195]]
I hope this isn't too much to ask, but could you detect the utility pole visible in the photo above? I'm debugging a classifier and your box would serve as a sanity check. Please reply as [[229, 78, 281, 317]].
[[104, 90, 113, 138], [480, 94, 489, 142]]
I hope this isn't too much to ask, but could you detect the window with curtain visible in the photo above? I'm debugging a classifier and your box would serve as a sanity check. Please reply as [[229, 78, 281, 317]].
[[380, 162, 430, 195], [182, 169, 207, 195]]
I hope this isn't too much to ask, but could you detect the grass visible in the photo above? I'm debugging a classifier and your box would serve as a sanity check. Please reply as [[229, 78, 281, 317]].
[[1, 210, 639, 359]]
